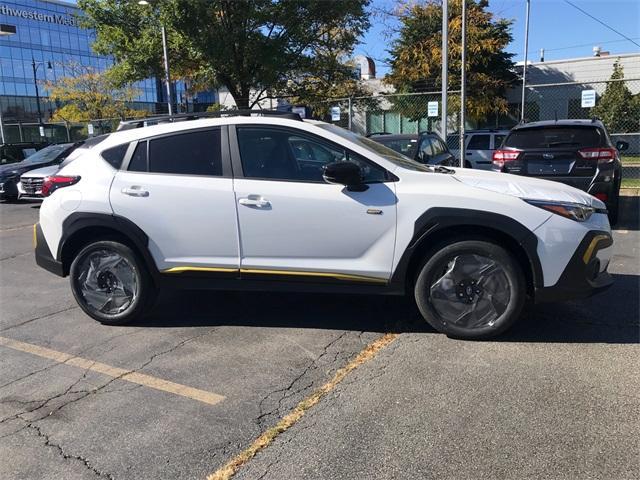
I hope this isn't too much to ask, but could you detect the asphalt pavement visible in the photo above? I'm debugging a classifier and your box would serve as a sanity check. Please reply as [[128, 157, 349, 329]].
[[1, 195, 638, 480]]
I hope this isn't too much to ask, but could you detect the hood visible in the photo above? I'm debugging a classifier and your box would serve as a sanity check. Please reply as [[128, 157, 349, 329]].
[[451, 168, 605, 208], [20, 164, 59, 179], [0, 160, 46, 177]]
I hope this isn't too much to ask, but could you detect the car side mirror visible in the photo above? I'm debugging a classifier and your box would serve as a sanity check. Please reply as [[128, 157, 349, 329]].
[[616, 140, 629, 152], [323, 161, 368, 192]]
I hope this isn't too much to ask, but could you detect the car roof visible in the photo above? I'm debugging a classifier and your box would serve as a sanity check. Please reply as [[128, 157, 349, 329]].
[[370, 134, 419, 141], [513, 119, 605, 130]]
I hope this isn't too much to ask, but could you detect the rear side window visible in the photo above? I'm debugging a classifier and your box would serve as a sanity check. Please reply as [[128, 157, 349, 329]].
[[148, 129, 222, 176], [128, 142, 147, 172], [467, 134, 490, 150], [493, 135, 506, 149], [101, 143, 129, 169], [504, 127, 604, 149]]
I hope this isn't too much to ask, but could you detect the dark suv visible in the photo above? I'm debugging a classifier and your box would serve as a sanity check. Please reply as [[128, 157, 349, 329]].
[[492, 119, 627, 224], [368, 132, 456, 166]]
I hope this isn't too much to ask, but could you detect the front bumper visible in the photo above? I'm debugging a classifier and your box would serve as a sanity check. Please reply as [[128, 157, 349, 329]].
[[34, 223, 64, 277], [536, 230, 613, 303], [0, 179, 18, 199]]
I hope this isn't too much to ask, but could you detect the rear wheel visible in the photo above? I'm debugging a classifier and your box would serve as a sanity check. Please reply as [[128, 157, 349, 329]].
[[414, 240, 526, 339], [70, 241, 156, 325]]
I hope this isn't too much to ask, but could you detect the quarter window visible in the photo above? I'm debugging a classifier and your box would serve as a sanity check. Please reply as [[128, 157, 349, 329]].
[[147, 129, 222, 176], [101, 143, 129, 169]]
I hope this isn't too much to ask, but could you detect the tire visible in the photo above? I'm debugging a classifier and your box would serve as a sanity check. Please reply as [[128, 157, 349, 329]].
[[464, 161, 473, 169], [607, 180, 620, 226], [414, 239, 526, 340], [70, 240, 156, 325]]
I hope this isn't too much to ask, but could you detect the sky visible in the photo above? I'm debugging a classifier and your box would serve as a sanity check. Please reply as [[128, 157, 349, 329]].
[[356, 0, 640, 77]]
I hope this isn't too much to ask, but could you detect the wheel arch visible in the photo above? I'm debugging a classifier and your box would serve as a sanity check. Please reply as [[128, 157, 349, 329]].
[[58, 213, 158, 282], [391, 208, 544, 297]]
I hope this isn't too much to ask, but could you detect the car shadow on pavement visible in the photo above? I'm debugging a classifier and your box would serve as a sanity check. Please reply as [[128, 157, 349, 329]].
[[617, 195, 639, 230], [135, 273, 638, 344]]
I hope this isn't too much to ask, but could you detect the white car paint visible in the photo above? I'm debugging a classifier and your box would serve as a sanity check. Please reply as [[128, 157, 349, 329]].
[[39, 116, 611, 293]]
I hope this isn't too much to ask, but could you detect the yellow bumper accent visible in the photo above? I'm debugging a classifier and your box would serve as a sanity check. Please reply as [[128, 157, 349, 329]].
[[33, 224, 37, 249], [582, 234, 611, 264]]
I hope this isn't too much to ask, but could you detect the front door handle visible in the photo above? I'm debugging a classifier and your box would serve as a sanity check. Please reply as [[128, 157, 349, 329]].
[[121, 186, 149, 197], [239, 196, 270, 208]]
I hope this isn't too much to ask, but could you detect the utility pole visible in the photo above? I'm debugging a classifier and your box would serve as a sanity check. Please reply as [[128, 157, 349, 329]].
[[31, 57, 43, 125], [441, 0, 448, 139], [161, 24, 173, 115], [459, 0, 467, 167], [520, 0, 531, 121]]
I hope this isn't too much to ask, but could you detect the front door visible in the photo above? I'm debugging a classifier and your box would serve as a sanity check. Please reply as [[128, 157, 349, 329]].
[[231, 125, 397, 283], [109, 128, 239, 272]]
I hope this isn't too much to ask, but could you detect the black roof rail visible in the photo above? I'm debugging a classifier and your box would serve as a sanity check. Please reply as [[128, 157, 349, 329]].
[[116, 109, 303, 131], [365, 132, 393, 137]]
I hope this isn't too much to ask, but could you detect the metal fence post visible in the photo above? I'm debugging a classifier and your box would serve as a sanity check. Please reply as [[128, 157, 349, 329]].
[[65, 121, 71, 142], [348, 97, 353, 131], [18, 122, 23, 142]]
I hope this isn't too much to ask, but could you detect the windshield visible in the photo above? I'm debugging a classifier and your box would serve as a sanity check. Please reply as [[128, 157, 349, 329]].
[[317, 124, 431, 172], [373, 137, 419, 157], [23, 143, 74, 165], [504, 127, 604, 149]]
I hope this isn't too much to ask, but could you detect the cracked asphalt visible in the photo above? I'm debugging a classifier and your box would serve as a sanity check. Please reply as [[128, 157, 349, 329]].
[[1, 196, 639, 480]]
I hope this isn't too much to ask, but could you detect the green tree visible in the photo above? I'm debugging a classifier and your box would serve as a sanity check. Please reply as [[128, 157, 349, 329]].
[[591, 60, 640, 133], [79, 0, 371, 110], [386, 0, 516, 121], [45, 64, 147, 121]]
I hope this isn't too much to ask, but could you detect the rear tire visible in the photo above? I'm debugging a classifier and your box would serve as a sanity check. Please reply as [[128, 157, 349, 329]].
[[70, 240, 156, 325], [414, 239, 526, 339]]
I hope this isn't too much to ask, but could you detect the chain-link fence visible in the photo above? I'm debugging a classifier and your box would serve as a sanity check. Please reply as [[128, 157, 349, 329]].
[[324, 77, 640, 187]]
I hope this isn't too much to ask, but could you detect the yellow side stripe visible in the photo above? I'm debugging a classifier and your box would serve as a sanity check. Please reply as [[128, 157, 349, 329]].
[[33, 223, 38, 249], [162, 266, 387, 284], [582, 234, 611, 264]]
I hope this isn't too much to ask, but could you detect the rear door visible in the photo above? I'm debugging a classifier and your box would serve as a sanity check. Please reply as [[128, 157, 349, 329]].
[[502, 126, 605, 189], [466, 134, 492, 169], [109, 127, 239, 272]]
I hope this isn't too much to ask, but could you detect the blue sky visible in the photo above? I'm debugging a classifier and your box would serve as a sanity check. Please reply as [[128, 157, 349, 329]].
[[356, 0, 640, 76]]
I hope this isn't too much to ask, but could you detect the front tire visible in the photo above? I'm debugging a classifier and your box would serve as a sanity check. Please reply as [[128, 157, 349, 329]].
[[70, 240, 156, 325], [414, 240, 526, 339]]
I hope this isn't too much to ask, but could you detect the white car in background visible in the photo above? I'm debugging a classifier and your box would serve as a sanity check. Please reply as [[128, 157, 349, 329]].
[[447, 129, 510, 169], [34, 111, 613, 340]]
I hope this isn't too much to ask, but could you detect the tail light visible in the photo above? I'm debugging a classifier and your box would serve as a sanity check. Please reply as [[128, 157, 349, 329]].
[[578, 147, 616, 164], [594, 192, 608, 201], [492, 149, 522, 168], [41, 175, 81, 197]]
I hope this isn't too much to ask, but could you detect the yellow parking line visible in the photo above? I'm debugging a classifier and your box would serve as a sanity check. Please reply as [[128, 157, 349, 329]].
[[0, 336, 225, 406]]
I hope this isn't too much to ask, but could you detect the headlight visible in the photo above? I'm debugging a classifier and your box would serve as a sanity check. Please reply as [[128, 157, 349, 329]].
[[524, 199, 606, 222]]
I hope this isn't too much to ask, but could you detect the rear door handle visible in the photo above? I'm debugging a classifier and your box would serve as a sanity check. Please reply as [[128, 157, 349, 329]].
[[239, 196, 270, 208], [121, 186, 149, 197]]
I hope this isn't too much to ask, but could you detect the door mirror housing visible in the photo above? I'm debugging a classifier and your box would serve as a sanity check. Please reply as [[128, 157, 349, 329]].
[[323, 161, 368, 191], [616, 140, 629, 152]]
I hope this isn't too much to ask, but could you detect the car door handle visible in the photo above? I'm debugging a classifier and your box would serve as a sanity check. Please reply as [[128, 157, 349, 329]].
[[239, 197, 270, 208], [121, 186, 149, 197]]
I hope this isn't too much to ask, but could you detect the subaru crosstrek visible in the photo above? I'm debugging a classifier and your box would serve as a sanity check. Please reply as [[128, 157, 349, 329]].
[[34, 112, 614, 339]]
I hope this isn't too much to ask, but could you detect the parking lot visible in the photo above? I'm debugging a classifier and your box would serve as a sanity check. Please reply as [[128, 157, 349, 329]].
[[1, 196, 638, 480]]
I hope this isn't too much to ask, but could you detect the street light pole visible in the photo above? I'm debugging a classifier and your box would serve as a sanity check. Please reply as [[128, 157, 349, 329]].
[[161, 24, 173, 115], [441, 0, 448, 139], [520, 0, 531, 121], [459, 0, 467, 168], [31, 57, 43, 125]]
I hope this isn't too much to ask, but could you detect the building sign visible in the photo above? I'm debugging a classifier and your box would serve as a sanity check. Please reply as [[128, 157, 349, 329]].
[[581, 89, 596, 108], [330, 106, 341, 122], [427, 101, 439, 117], [0, 4, 80, 28]]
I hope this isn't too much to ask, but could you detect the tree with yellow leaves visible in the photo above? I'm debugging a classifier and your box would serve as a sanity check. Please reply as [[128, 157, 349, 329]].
[[386, 0, 516, 121]]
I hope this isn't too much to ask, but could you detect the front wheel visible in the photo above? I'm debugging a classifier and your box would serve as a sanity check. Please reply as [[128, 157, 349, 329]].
[[414, 240, 526, 339], [70, 240, 156, 325]]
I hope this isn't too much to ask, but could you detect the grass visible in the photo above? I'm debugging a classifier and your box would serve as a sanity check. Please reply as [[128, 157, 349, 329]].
[[621, 155, 640, 165], [207, 332, 399, 480], [621, 178, 640, 189]]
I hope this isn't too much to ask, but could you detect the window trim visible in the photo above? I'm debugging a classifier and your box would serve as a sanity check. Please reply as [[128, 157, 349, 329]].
[[120, 126, 232, 177], [229, 124, 396, 185]]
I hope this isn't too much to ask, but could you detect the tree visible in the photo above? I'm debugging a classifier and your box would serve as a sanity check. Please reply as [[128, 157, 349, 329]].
[[386, 0, 516, 120], [591, 60, 640, 133], [79, 0, 371, 109], [45, 64, 147, 121]]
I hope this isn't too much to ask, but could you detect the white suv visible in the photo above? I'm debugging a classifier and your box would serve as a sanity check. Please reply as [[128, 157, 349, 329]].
[[35, 112, 614, 339]]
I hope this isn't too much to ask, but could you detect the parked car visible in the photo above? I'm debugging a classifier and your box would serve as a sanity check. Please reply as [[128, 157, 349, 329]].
[[35, 111, 613, 340], [370, 132, 456, 166], [447, 129, 510, 169], [492, 119, 626, 224], [0, 142, 81, 201], [0, 142, 48, 165]]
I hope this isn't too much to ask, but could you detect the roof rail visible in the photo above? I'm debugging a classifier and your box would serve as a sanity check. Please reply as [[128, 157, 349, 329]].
[[116, 109, 303, 131]]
